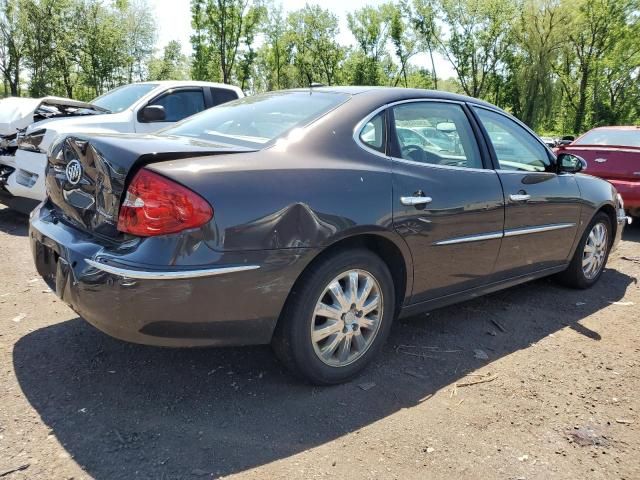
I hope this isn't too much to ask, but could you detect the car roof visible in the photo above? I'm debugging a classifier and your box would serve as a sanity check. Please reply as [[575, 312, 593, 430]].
[[588, 125, 640, 131], [135, 80, 243, 93], [287, 86, 496, 108]]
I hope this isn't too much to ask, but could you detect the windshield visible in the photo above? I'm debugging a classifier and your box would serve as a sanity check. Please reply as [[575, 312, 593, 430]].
[[575, 129, 640, 147], [165, 91, 350, 147], [90, 83, 158, 113]]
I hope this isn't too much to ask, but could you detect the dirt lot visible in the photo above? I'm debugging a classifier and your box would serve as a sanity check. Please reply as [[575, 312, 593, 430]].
[[0, 205, 639, 480]]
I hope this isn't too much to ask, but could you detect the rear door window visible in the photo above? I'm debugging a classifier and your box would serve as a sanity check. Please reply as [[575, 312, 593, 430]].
[[391, 102, 482, 169]]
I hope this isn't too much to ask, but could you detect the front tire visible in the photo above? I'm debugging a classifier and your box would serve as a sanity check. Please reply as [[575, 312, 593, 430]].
[[557, 212, 612, 289], [272, 249, 396, 385]]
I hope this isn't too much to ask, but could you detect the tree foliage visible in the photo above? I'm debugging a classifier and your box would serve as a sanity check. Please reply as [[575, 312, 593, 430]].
[[147, 40, 190, 81], [0, 0, 156, 100]]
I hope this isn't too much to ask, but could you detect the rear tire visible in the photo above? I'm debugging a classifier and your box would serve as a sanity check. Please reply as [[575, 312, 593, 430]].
[[557, 212, 612, 289], [272, 248, 395, 385]]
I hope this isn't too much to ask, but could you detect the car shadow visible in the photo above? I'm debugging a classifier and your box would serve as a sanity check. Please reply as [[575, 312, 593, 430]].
[[13, 268, 635, 479], [0, 206, 28, 236]]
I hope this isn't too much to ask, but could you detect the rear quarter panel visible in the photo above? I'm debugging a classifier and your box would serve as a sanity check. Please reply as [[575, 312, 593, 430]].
[[148, 100, 399, 254]]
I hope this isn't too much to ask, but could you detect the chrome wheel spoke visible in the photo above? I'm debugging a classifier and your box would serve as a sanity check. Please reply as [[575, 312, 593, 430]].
[[361, 295, 380, 316], [357, 277, 374, 309], [337, 334, 352, 362], [320, 334, 343, 360], [358, 316, 377, 330], [312, 320, 342, 343], [352, 331, 366, 351], [315, 302, 343, 320], [597, 225, 606, 244], [347, 272, 359, 304], [328, 281, 350, 310]]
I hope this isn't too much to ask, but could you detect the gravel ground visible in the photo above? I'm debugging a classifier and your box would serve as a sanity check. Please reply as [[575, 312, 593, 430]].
[[1, 205, 639, 480]]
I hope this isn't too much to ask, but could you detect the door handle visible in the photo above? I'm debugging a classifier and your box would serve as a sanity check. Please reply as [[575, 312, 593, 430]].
[[509, 193, 531, 202], [400, 196, 433, 206]]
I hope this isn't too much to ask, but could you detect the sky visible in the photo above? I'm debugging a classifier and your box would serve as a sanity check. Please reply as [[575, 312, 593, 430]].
[[148, 0, 457, 80]]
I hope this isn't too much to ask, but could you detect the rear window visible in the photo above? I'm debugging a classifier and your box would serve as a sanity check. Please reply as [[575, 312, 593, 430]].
[[164, 91, 350, 147], [575, 129, 640, 147], [210, 87, 240, 106]]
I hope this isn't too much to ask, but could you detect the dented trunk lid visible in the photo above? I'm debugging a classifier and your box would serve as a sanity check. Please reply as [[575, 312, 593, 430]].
[[45, 133, 255, 239]]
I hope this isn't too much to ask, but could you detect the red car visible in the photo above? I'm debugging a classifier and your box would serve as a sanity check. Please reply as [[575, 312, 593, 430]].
[[555, 126, 640, 218]]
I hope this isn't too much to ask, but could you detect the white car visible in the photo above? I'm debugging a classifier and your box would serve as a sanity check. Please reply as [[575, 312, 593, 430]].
[[0, 81, 243, 211]]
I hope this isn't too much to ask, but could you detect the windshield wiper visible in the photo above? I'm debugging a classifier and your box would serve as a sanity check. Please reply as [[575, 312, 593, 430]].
[[91, 105, 111, 114]]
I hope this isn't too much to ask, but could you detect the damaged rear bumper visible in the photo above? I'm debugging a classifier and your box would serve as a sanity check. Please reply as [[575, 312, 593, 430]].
[[29, 202, 313, 347]]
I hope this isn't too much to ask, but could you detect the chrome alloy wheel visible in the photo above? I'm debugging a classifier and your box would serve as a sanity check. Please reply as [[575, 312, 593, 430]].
[[311, 269, 383, 367], [582, 222, 608, 280]]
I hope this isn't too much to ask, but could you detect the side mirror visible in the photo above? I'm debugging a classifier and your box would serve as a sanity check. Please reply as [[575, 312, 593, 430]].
[[561, 135, 575, 141], [557, 139, 573, 146], [139, 105, 166, 122], [557, 153, 586, 174]]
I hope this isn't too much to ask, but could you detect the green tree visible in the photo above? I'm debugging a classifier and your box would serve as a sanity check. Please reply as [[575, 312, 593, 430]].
[[592, 16, 640, 125], [119, 0, 156, 83], [147, 40, 190, 80], [385, 1, 418, 87], [190, 0, 264, 85], [257, 4, 293, 90], [560, 0, 636, 132], [0, 0, 24, 95], [412, 0, 440, 88], [287, 5, 344, 86], [347, 5, 389, 85], [511, 0, 569, 128], [438, 0, 516, 98]]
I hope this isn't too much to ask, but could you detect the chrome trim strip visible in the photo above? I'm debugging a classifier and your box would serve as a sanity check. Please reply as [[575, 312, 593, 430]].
[[391, 156, 492, 173], [435, 222, 576, 245], [504, 223, 575, 237], [434, 231, 503, 246], [85, 259, 260, 280]]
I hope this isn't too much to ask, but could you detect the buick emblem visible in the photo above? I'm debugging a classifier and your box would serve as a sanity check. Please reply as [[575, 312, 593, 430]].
[[65, 159, 83, 185]]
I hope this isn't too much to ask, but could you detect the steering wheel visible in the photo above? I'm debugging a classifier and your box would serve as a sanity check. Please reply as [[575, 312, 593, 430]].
[[401, 144, 426, 162], [400, 144, 441, 164]]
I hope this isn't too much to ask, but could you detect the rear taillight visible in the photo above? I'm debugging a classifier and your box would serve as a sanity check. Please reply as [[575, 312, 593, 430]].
[[117, 168, 213, 237]]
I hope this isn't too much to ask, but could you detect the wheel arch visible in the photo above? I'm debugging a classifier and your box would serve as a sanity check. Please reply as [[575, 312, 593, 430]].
[[596, 202, 617, 245], [273, 230, 413, 339]]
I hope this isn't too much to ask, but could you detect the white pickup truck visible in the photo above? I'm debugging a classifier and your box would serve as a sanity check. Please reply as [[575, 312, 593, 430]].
[[0, 81, 243, 212]]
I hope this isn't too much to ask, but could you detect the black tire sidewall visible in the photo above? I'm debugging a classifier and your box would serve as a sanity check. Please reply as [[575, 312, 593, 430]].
[[281, 249, 395, 385]]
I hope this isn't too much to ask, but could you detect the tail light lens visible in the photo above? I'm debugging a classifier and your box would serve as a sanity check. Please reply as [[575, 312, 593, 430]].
[[117, 168, 213, 237]]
